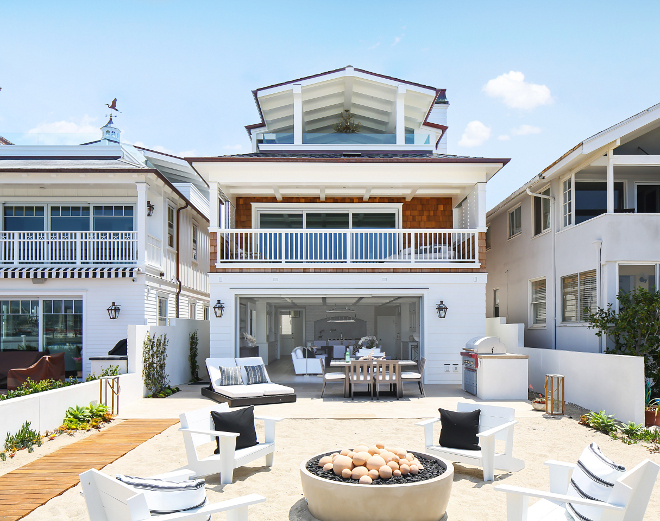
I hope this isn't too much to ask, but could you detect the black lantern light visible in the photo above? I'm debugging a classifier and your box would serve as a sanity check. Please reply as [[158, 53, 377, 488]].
[[213, 300, 225, 318], [436, 301, 448, 319], [107, 302, 121, 320], [147, 201, 155, 216]]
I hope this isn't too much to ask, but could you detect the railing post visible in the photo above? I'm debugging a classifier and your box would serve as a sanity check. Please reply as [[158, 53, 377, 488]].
[[13, 233, 19, 265], [76, 232, 81, 264], [411, 232, 416, 264]]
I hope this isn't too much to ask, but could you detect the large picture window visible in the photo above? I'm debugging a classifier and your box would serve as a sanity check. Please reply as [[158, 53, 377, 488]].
[[43, 299, 83, 375], [619, 264, 657, 294], [575, 182, 623, 224], [562, 270, 597, 322], [3, 206, 45, 231], [51, 206, 91, 231], [0, 300, 39, 351], [93, 205, 134, 232], [530, 278, 546, 326], [257, 209, 398, 229]]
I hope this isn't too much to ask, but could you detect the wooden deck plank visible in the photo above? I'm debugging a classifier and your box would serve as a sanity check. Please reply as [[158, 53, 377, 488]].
[[0, 419, 178, 521]]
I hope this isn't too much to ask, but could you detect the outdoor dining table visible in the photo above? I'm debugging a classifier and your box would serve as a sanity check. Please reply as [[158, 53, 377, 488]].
[[330, 359, 418, 398]]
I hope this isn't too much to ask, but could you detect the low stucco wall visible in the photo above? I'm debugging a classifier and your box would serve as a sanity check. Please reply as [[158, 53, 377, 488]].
[[486, 317, 645, 424]]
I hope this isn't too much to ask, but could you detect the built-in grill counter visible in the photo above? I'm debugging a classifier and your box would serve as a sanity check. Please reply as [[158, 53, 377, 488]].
[[461, 336, 528, 400]]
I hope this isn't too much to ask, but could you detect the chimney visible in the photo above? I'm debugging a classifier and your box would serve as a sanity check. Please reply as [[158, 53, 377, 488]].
[[427, 89, 448, 154]]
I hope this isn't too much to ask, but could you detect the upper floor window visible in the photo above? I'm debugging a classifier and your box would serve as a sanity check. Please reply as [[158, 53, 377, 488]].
[[189, 302, 196, 319], [575, 181, 623, 224], [256, 207, 399, 230], [158, 296, 168, 326], [562, 269, 597, 322], [508, 205, 521, 239], [203, 306, 209, 321], [93, 206, 133, 231], [530, 278, 546, 326], [192, 223, 198, 261], [533, 188, 551, 236], [636, 185, 660, 213], [167, 205, 175, 248], [51, 206, 90, 231], [493, 289, 500, 318], [562, 178, 572, 227], [4, 206, 45, 231]]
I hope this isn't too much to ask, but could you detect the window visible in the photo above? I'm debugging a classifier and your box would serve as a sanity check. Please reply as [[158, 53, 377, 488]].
[[167, 206, 175, 248], [508, 205, 522, 238], [280, 311, 292, 335], [485, 224, 491, 250], [93, 206, 133, 231], [257, 208, 398, 229], [51, 206, 90, 231], [493, 289, 500, 318], [0, 300, 39, 351], [575, 182, 623, 224], [351, 213, 396, 228], [189, 302, 196, 319], [619, 265, 656, 294], [203, 306, 209, 321], [533, 188, 551, 236], [562, 178, 572, 227], [530, 279, 546, 326], [637, 185, 660, 213], [158, 297, 168, 326], [3, 206, 45, 231], [192, 223, 198, 261], [43, 300, 83, 369], [562, 269, 597, 322]]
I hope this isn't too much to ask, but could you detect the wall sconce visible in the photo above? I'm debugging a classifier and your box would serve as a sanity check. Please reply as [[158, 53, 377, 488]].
[[213, 300, 225, 318], [436, 301, 448, 319], [107, 302, 121, 320], [147, 201, 155, 216]]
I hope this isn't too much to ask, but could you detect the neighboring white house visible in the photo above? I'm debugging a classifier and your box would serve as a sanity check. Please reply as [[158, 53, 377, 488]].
[[486, 103, 660, 353], [188, 66, 510, 384], [0, 117, 210, 377]]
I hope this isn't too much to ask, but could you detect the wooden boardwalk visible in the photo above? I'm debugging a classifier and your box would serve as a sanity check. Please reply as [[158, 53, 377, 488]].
[[0, 419, 178, 521]]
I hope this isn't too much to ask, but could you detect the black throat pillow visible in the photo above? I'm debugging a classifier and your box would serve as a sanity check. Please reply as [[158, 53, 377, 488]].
[[438, 407, 481, 451], [211, 406, 258, 453]]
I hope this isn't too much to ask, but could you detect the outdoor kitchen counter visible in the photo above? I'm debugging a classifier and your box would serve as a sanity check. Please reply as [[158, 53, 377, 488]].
[[475, 354, 529, 359]]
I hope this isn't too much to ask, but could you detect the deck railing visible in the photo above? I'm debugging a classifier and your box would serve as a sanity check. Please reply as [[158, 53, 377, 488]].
[[0, 231, 138, 265], [215, 228, 478, 265]]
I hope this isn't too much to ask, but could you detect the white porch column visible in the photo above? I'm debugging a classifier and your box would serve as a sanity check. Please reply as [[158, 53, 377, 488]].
[[210, 183, 219, 228], [607, 149, 614, 213], [255, 301, 268, 363], [476, 183, 487, 228], [136, 182, 147, 267], [293, 84, 303, 145], [396, 85, 406, 145]]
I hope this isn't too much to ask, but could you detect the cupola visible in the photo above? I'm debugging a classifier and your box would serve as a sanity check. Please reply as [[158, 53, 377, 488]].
[[100, 115, 121, 144]]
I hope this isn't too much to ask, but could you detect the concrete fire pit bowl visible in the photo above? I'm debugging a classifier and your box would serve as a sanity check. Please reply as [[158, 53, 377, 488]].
[[300, 451, 454, 521]]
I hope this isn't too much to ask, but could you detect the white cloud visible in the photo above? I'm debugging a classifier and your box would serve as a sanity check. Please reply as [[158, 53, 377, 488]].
[[498, 135, 511, 141], [392, 34, 404, 46], [223, 144, 243, 151], [28, 115, 98, 134], [511, 124, 542, 136], [178, 149, 197, 157], [458, 121, 491, 147], [368, 42, 381, 50], [483, 71, 552, 110]]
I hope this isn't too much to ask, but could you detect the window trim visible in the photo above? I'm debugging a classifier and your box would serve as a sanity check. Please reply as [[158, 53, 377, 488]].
[[167, 204, 176, 250], [191, 221, 198, 263], [616, 262, 660, 313], [560, 173, 574, 229], [157, 295, 169, 326], [561, 269, 597, 324], [528, 277, 547, 329], [507, 204, 522, 240], [531, 186, 551, 238]]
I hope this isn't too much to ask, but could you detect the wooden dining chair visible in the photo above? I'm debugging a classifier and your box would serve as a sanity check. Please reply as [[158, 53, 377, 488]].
[[349, 360, 374, 400], [374, 360, 400, 400]]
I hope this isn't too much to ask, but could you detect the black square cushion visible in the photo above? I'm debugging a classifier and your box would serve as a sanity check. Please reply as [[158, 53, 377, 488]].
[[211, 406, 258, 453], [438, 407, 481, 451]]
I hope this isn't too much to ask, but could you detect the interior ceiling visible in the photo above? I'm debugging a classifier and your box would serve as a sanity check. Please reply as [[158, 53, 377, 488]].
[[242, 296, 418, 307], [617, 124, 660, 155], [258, 76, 434, 134]]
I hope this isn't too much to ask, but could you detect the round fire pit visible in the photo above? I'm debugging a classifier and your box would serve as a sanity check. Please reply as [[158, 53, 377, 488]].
[[300, 450, 453, 521]]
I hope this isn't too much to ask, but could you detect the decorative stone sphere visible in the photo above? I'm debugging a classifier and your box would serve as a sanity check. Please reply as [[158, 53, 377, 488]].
[[381, 451, 395, 463], [379, 465, 393, 479], [352, 452, 371, 467], [406, 453, 415, 462], [347, 451, 355, 459], [387, 461, 399, 471], [331, 453, 339, 460], [340, 449, 350, 456], [368, 446, 379, 455], [359, 475, 373, 485], [368, 469, 380, 480], [351, 466, 368, 480], [333, 455, 354, 476], [410, 465, 419, 475], [391, 455, 400, 463], [400, 464, 410, 475], [342, 468, 353, 479], [323, 463, 333, 472], [354, 445, 369, 454], [376, 442, 385, 449], [393, 469, 402, 477], [319, 456, 333, 467], [366, 455, 386, 471]]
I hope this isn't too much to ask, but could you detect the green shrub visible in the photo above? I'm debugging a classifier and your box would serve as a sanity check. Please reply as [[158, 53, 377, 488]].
[[143, 333, 169, 396], [0, 377, 78, 401], [61, 402, 111, 431], [621, 422, 645, 440], [189, 330, 200, 382], [4, 421, 41, 452], [85, 365, 120, 382], [584, 410, 618, 435]]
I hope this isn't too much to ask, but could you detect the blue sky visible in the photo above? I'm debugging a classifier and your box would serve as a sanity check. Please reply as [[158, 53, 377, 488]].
[[1, 1, 659, 208]]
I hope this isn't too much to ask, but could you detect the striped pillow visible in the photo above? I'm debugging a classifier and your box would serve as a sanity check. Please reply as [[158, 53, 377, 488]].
[[244, 364, 268, 385], [566, 443, 626, 521], [115, 475, 209, 519], [219, 366, 243, 386]]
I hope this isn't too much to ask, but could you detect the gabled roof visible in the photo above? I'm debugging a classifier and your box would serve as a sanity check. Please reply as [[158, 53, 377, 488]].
[[0, 136, 14, 145]]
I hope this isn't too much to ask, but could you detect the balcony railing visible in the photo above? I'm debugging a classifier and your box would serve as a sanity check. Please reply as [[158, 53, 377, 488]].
[[0, 231, 138, 265], [216, 229, 478, 265]]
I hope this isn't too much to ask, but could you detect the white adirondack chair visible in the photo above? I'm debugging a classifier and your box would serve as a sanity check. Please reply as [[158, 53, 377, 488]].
[[179, 403, 283, 485], [80, 468, 265, 521], [495, 458, 659, 521], [416, 402, 524, 481]]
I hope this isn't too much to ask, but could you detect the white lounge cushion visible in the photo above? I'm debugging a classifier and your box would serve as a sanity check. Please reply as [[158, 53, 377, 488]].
[[427, 445, 483, 460], [249, 383, 295, 396], [324, 373, 345, 380], [206, 358, 238, 393], [401, 372, 422, 379], [213, 385, 264, 399]]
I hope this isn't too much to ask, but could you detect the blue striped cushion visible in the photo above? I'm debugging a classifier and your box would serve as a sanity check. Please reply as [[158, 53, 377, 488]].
[[219, 366, 243, 386], [566, 443, 626, 521], [244, 364, 268, 385]]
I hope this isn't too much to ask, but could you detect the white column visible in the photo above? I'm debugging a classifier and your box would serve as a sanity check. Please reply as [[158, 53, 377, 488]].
[[210, 184, 219, 228], [136, 182, 147, 267], [256, 301, 268, 364], [607, 149, 614, 214], [476, 183, 487, 229], [293, 84, 303, 145], [396, 85, 406, 145]]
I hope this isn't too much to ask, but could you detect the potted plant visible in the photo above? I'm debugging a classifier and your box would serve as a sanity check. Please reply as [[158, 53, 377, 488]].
[[644, 380, 659, 427], [529, 385, 546, 411]]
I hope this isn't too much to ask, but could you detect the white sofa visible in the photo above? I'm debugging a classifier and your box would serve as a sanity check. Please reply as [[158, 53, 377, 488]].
[[291, 348, 323, 375], [203, 357, 296, 407]]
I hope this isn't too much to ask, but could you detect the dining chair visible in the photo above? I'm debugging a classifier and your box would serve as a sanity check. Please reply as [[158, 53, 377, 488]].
[[348, 360, 374, 400], [401, 357, 425, 397], [374, 360, 400, 400], [320, 357, 345, 397]]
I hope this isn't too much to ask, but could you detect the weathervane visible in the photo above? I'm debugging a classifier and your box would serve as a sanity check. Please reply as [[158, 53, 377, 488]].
[[106, 98, 121, 113]]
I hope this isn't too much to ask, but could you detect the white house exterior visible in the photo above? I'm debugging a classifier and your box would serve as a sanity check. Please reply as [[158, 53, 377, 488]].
[[0, 119, 210, 377], [486, 103, 660, 353], [189, 67, 509, 384]]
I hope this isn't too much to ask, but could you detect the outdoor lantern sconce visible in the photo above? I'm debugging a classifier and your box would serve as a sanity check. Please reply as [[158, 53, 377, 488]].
[[147, 201, 155, 216], [107, 302, 121, 320], [213, 300, 225, 318], [436, 301, 448, 319]]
